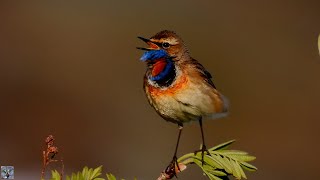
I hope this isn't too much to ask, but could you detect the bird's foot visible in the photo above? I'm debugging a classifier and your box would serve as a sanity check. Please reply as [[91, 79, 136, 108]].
[[194, 144, 211, 166], [164, 156, 180, 179]]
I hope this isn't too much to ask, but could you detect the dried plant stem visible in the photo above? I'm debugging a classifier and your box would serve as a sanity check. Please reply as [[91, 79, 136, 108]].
[[41, 135, 64, 180]]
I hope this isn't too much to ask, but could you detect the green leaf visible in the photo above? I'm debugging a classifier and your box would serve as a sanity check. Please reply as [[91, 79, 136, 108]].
[[240, 162, 258, 172], [91, 166, 103, 179], [210, 140, 235, 151], [193, 157, 228, 180], [106, 173, 117, 180], [237, 162, 247, 179], [216, 150, 256, 162], [217, 150, 248, 155], [208, 170, 227, 177], [214, 155, 233, 174], [82, 166, 89, 178], [88, 168, 93, 179], [228, 154, 256, 162], [205, 155, 224, 169], [230, 159, 243, 179], [78, 172, 84, 180], [50, 170, 61, 180], [193, 159, 215, 180]]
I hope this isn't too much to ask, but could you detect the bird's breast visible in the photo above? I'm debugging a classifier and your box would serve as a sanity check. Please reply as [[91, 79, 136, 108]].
[[145, 73, 194, 123], [147, 73, 188, 97]]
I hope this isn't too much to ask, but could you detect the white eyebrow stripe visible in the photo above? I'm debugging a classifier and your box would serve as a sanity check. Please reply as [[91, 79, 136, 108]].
[[165, 38, 179, 45], [150, 38, 179, 45]]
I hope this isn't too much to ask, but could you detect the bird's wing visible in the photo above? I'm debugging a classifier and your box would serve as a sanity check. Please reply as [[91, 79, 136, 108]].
[[189, 58, 216, 89]]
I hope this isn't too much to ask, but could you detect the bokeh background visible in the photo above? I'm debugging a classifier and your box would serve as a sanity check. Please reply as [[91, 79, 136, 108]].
[[1, 1, 320, 179]]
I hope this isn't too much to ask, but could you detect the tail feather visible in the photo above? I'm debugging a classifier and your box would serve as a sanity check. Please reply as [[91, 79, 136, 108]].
[[221, 94, 229, 113], [205, 94, 229, 120], [206, 112, 228, 120]]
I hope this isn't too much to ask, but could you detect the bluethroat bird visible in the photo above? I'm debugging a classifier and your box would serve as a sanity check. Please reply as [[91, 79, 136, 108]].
[[137, 30, 228, 177]]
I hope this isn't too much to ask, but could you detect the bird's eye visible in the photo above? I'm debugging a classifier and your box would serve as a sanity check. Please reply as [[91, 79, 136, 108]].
[[162, 42, 170, 48]]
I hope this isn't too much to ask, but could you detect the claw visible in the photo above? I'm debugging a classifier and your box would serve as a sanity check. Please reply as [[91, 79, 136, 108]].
[[164, 156, 180, 179]]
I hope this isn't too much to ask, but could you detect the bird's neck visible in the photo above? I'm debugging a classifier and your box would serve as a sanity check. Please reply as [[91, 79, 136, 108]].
[[147, 58, 176, 87], [175, 49, 191, 62]]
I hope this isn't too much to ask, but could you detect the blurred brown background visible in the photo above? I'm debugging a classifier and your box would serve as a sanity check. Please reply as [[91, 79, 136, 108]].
[[0, 1, 320, 179]]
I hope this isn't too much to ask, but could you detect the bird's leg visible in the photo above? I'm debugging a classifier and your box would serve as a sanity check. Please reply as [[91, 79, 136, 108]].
[[165, 124, 183, 178], [195, 117, 211, 166], [173, 125, 183, 168]]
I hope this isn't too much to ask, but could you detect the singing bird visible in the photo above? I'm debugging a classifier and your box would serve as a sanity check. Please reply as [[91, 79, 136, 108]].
[[137, 30, 228, 172]]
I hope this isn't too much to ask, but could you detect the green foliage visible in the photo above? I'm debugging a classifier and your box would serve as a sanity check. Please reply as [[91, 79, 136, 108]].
[[50, 170, 61, 180], [178, 140, 257, 180], [49, 140, 256, 180], [65, 166, 104, 180], [50, 166, 123, 180], [106, 173, 116, 180]]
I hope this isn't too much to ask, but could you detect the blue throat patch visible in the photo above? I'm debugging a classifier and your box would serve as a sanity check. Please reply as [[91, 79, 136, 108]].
[[140, 49, 168, 61], [140, 49, 176, 85], [150, 60, 174, 81]]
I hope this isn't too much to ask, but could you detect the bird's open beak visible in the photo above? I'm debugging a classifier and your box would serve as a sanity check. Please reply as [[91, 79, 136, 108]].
[[137, 36, 161, 51], [137, 36, 151, 43], [136, 47, 151, 51]]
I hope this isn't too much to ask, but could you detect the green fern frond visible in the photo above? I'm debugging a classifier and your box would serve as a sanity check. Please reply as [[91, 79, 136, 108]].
[[178, 140, 257, 180]]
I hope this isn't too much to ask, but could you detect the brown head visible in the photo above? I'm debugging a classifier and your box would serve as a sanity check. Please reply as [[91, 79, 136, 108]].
[[137, 30, 189, 61]]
